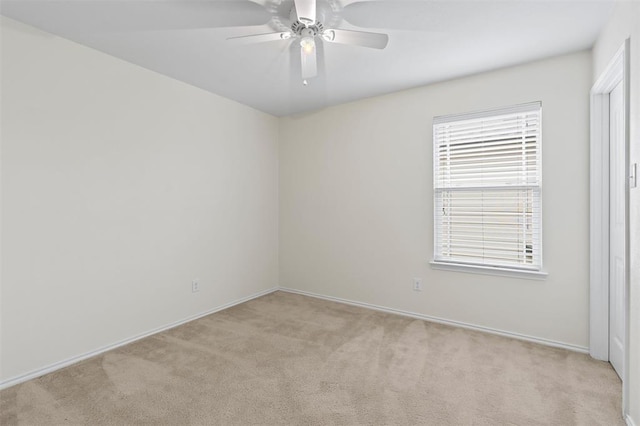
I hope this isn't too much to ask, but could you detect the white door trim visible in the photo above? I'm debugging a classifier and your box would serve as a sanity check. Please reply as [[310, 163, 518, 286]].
[[589, 38, 630, 415]]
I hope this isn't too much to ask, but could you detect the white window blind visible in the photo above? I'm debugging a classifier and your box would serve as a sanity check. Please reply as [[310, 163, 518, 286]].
[[433, 102, 542, 271]]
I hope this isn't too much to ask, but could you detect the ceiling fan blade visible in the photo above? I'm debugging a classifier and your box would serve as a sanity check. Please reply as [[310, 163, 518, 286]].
[[294, 0, 317, 25], [227, 32, 292, 45], [300, 40, 318, 80], [0, 0, 272, 34], [322, 29, 389, 49], [342, 1, 476, 31]]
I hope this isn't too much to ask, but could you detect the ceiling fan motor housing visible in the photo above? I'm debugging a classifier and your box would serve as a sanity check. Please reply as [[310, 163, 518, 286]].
[[291, 19, 324, 38]]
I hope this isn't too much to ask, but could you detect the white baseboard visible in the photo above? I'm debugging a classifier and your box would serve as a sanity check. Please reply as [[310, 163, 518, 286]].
[[278, 287, 589, 354], [627, 414, 637, 426], [0, 287, 278, 391], [0, 285, 593, 390]]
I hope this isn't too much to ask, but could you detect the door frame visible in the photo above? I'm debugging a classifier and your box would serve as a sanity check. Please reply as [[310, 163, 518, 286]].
[[589, 39, 630, 414]]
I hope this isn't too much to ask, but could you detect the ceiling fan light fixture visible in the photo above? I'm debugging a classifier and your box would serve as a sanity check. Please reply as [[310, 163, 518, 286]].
[[321, 30, 335, 42], [300, 36, 315, 54]]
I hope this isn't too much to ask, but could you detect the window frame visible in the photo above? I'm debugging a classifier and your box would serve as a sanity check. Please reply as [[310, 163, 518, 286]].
[[431, 102, 547, 279]]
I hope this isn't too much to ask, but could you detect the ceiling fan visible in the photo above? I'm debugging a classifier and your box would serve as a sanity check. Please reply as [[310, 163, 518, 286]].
[[226, 0, 389, 85]]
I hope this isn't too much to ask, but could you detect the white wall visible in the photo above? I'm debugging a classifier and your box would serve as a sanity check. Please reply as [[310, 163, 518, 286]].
[[0, 17, 279, 384], [593, 2, 640, 423], [280, 51, 592, 350]]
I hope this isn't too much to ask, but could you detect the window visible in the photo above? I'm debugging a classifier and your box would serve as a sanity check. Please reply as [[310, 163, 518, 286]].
[[432, 102, 542, 274]]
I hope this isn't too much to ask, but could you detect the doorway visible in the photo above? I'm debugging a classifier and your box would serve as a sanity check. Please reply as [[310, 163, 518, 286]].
[[589, 39, 630, 413]]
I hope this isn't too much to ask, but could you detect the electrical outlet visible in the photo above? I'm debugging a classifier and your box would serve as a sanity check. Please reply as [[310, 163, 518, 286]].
[[413, 278, 422, 292], [192, 280, 200, 293]]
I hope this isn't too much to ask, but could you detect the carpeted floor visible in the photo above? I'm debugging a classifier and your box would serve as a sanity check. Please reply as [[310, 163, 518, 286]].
[[0, 291, 624, 425]]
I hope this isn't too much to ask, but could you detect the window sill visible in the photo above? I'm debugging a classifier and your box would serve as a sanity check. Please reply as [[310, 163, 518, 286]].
[[430, 261, 548, 280]]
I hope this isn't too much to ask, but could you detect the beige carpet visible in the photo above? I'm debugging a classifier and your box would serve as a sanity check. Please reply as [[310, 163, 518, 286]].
[[0, 291, 624, 425]]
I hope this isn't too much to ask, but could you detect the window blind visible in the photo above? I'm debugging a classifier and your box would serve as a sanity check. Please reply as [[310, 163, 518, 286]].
[[433, 102, 542, 270]]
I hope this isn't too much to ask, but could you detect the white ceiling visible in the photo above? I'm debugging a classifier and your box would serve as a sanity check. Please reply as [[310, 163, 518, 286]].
[[1, 0, 615, 116]]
